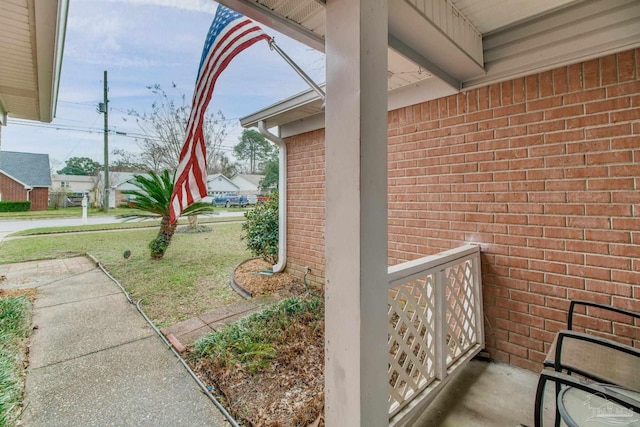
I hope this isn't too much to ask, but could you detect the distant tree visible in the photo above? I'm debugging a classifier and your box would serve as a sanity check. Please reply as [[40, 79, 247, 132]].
[[234, 129, 273, 174], [126, 84, 228, 173], [110, 149, 147, 172], [118, 170, 216, 260], [259, 149, 279, 191], [210, 152, 239, 178], [57, 157, 101, 176]]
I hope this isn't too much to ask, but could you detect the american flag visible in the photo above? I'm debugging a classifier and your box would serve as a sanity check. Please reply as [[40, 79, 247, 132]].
[[169, 5, 270, 223]]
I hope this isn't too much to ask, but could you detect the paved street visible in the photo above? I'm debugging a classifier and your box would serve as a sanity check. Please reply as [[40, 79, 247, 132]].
[[0, 211, 244, 242]]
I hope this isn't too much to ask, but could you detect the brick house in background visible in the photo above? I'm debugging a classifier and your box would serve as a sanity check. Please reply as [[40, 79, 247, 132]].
[[242, 49, 640, 373], [0, 151, 51, 210]]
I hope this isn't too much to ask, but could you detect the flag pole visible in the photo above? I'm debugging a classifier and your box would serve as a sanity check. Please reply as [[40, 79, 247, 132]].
[[269, 38, 326, 101]]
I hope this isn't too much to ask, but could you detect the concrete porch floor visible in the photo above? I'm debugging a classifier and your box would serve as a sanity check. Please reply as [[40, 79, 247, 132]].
[[414, 359, 540, 427]]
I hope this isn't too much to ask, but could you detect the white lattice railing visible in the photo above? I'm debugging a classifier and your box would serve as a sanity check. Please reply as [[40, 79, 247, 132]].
[[387, 245, 484, 426]]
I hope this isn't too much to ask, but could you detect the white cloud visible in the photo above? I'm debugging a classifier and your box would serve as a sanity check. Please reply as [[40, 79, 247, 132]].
[[100, 0, 217, 14]]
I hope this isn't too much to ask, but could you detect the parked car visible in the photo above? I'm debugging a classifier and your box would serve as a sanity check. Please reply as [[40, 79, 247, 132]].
[[246, 194, 258, 205], [213, 193, 248, 208], [257, 194, 270, 204]]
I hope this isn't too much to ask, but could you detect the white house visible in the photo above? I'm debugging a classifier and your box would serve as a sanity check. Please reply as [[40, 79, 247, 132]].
[[51, 174, 95, 196], [206, 174, 239, 197], [230, 174, 264, 195]]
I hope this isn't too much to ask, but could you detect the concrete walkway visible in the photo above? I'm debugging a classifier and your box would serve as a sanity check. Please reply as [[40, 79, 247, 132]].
[[0, 257, 230, 426]]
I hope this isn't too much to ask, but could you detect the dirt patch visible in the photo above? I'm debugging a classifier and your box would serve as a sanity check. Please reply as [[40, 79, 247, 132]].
[[0, 288, 37, 302], [189, 301, 325, 427], [188, 258, 326, 426], [234, 258, 311, 297]]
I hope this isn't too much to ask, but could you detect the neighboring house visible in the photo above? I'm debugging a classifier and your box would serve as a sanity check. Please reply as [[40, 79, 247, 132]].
[[96, 171, 148, 208], [0, 151, 51, 210], [231, 174, 264, 195], [50, 174, 96, 202], [206, 174, 239, 196]]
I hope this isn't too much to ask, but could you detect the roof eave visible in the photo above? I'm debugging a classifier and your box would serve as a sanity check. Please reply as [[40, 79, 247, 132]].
[[35, 0, 70, 122], [240, 85, 324, 129]]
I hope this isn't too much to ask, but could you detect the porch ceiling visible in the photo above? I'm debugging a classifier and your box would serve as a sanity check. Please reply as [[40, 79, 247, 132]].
[[0, 0, 69, 124], [231, 0, 640, 130]]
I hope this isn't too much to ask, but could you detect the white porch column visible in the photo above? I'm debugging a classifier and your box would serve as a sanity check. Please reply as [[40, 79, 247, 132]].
[[325, 0, 388, 426]]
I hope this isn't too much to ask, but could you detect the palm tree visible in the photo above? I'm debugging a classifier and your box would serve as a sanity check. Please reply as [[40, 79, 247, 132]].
[[119, 170, 216, 260]]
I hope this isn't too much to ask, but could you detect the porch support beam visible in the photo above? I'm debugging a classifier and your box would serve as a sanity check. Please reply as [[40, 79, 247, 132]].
[[325, 0, 388, 426], [388, 34, 460, 91]]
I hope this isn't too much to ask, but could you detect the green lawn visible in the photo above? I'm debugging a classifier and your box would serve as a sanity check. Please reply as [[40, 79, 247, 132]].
[[0, 223, 251, 327], [0, 296, 31, 427]]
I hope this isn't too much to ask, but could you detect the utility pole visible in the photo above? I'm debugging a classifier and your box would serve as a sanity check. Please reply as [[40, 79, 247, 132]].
[[101, 71, 109, 213]]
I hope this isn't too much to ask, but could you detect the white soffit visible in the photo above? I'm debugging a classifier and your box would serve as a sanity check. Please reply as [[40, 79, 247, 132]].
[[0, 0, 68, 123], [450, 0, 577, 34]]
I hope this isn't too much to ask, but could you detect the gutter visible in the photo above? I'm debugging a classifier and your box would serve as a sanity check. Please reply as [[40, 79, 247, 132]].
[[258, 120, 287, 273]]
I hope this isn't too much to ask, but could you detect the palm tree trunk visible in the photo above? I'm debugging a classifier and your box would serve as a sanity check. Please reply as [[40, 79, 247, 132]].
[[150, 216, 178, 260]]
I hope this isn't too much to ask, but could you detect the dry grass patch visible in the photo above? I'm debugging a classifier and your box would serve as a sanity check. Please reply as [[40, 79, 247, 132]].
[[189, 297, 325, 427]]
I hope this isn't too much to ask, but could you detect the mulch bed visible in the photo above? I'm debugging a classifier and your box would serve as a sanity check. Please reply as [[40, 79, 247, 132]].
[[188, 258, 325, 427]]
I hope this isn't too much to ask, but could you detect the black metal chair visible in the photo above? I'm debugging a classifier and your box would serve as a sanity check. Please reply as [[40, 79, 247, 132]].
[[534, 300, 640, 426]]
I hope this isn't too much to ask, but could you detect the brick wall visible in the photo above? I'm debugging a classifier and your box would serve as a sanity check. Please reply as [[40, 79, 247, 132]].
[[286, 129, 326, 287], [30, 188, 48, 210], [0, 172, 28, 202], [0, 173, 48, 210], [284, 48, 640, 370]]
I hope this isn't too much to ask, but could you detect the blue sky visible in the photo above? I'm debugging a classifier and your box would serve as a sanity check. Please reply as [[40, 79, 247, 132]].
[[3, 0, 325, 171]]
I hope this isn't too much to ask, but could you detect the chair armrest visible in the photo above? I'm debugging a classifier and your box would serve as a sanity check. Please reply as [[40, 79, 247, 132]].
[[568, 300, 640, 330], [534, 370, 640, 427]]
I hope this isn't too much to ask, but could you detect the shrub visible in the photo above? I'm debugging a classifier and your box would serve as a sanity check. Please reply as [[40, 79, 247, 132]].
[[242, 192, 278, 264], [0, 201, 31, 212]]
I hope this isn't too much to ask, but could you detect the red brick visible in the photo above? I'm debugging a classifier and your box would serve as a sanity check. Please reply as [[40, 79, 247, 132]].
[[583, 58, 600, 89], [585, 229, 631, 243], [612, 270, 640, 285], [511, 312, 545, 329], [528, 119, 565, 134], [564, 88, 606, 105], [546, 273, 584, 289], [585, 279, 632, 298], [617, 50, 636, 82], [586, 254, 630, 270], [587, 123, 632, 139], [611, 108, 640, 123], [607, 81, 640, 98], [544, 227, 583, 240], [527, 96, 563, 111], [613, 323, 640, 341], [586, 97, 630, 114], [531, 305, 567, 323], [567, 63, 583, 92], [567, 265, 611, 281], [611, 296, 640, 313], [566, 240, 608, 255], [566, 113, 608, 129], [601, 54, 618, 85], [587, 178, 634, 191], [530, 282, 567, 298]]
